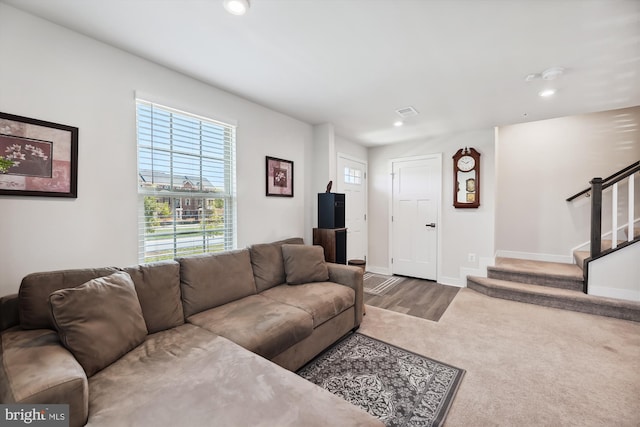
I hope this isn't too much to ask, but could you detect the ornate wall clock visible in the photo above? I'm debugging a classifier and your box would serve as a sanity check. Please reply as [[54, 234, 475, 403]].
[[453, 147, 480, 208]]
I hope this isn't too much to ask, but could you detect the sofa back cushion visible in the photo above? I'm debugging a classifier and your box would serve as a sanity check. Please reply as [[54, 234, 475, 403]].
[[49, 272, 148, 377], [123, 260, 184, 334], [19, 267, 119, 330], [178, 249, 257, 318], [249, 237, 304, 292]]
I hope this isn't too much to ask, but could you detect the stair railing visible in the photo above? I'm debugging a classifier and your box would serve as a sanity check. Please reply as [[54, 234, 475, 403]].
[[567, 161, 639, 258]]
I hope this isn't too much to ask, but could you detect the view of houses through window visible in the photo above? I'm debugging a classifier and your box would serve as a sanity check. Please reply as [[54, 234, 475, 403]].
[[136, 100, 236, 262]]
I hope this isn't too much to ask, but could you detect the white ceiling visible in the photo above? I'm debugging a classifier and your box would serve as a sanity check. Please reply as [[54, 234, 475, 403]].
[[3, 0, 640, 146]]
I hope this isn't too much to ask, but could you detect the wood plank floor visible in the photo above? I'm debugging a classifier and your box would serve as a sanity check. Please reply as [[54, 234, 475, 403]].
[[364, 276, 460, 322]]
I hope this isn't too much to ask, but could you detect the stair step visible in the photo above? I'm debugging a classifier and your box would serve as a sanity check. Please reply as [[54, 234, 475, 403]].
[[574, 251, 589, 270], [467, 276, 640, 322], [600, 239, 630, 250], [574, 237, 639, 270], [625, 227, 640, 239], [488, 257, 583, 291]]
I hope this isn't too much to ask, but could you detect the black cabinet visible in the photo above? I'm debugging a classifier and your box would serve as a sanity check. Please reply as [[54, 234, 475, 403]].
[[318, 193, 345, 228]]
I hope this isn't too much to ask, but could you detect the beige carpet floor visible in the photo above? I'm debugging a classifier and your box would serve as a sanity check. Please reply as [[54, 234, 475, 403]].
[[360, 288, 640, 427]]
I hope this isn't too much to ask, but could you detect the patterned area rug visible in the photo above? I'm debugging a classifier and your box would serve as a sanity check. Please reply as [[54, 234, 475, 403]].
[[297, 333, 465, 427], [364, 273, 404, 296]]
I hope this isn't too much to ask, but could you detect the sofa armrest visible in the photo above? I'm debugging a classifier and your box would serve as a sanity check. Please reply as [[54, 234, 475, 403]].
[[326, 263, 364, 325], [0, 328, 88, 427]]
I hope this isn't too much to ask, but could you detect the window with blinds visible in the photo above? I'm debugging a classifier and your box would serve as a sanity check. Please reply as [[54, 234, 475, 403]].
[[136, 100, 236, 263]]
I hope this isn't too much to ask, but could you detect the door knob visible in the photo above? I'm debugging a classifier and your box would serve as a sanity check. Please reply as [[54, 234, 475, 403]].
[[425, 223, 436, 228]]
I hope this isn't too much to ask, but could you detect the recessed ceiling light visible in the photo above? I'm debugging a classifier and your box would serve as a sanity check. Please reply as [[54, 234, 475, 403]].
[[541, 67, 564, 81], [223, 0, 250, 15], [394, 121, 403, 127], [525, 67, 565, 82], [538, 89, 556, 97]]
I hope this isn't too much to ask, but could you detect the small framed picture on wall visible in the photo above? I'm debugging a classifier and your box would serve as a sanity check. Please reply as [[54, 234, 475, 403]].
[[266, 156, 293, 197]]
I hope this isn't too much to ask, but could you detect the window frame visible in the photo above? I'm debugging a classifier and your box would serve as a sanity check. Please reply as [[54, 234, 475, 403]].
[[136, 99, 237, 263]]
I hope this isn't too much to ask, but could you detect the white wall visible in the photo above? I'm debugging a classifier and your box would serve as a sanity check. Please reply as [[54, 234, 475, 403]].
[[367, 129, 495, 285], [0, 4, 313, 295], [495, 106, 640, 262], [335, 135, 368, 162], [311, 123, 335, 228]]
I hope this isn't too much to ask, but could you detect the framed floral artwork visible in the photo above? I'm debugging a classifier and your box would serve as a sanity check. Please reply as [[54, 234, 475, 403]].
[[266, 156, 293, 197], [0, 112, 78, 198]]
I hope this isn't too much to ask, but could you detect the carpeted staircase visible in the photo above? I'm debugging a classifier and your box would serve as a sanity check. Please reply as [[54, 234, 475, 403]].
[[467, 231, 640, 322], [573, 227, 640, 268]]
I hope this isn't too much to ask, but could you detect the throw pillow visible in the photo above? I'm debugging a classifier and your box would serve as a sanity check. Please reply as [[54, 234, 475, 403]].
[[281, 244, 329, 285], [49, 271, 148, 377], [249, 237, 304, 292], [19, 267, 120, 330]]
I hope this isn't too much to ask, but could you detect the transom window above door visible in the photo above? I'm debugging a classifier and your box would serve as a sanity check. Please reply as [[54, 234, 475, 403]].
[[344, 167, 362, 185]]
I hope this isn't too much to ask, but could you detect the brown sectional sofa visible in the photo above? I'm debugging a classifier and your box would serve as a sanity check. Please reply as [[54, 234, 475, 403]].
[[0, 238, 383, 427]]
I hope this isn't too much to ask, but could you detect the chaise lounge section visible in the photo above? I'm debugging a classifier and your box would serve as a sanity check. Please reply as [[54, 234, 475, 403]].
[[0, 238, 383, 427]]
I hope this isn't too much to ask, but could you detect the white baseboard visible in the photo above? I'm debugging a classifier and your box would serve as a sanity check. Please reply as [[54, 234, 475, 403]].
[[367, 265, 390, 275], [588, 286, 640, 302], [495, 250, 573, 265], [369, 256, 495, 289], [438, 275, 464, 287], [447, 256, 495, 288], [368, 269, 466, 288]]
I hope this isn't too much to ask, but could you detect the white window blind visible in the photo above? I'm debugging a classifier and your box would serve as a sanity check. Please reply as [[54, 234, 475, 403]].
[[136, 99, 236, 263]]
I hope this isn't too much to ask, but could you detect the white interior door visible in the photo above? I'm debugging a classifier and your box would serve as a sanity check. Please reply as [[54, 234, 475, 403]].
[[391, 155, 441, 280], [337, 155, 367, 261]]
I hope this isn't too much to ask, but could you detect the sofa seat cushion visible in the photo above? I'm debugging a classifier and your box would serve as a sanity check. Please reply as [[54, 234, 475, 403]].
[[0, 328, 88, 427], [187, 295, 313, 359], [261, 282, 355, 328], [87, 324, 382, 427]]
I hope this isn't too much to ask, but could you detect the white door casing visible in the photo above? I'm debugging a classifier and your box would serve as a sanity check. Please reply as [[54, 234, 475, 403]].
[[391, 155, 441, 280], [337, 154, 367, 262]]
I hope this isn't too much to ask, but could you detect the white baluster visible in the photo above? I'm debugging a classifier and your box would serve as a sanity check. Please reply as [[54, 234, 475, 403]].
[[629, 173, 635, 242], [612, 183, 617, 250]]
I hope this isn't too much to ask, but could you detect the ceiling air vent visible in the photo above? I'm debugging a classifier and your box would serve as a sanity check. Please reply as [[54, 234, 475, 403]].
[[395, 106, 419, 118]]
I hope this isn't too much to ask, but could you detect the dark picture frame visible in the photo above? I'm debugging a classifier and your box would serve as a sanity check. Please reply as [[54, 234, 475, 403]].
[[0, 112, 78, 198], [266, 156, 294, 197]]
